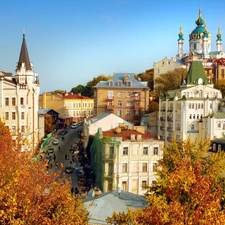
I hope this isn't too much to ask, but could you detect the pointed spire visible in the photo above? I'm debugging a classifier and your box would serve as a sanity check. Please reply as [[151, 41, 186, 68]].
[[216, 27, 222, 41], [17, 34, 31, 70]]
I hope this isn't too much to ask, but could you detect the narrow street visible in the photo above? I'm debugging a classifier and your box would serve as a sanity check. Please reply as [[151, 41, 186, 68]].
[[43, 126, 83, 191]]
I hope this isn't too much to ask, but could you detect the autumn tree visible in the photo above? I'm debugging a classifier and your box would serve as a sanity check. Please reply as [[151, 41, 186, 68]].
[[44, 114, 54, 134], [214, 79, 225, 98], [0, 119, 89, 224], [107, 138, 225, 224], [155, 68, 187, 95], [137, 138, 225, 224], [136, 68, 154, 90]]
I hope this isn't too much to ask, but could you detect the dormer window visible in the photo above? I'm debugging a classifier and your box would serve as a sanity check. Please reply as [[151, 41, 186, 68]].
[[109, 81, 114, 87], [118, 81, 122, 87], [125, 81, 132, 87]]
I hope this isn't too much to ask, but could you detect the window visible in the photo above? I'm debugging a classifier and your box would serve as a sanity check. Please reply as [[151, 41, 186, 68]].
[[5, 112, 9, 120], [118, 81, 122, 87], [142, 181, 147, 190], [21, 126, 25, 133], [122, 181, 127, 191], [118, 92, 122, 97], [153, 147, 159, 155], [126, 110, 131, 116], [12, 112, 16, 120], [108, 91, 114, 99], [118, 101, 122, 107], [192, 103, 194, 109], [110, 146, 114, 158], [213, 144, 216, 152], [122, 163, 128, 173], [193, 114, 196, 119], [117, 110, 122, 117], [210, 103, 212, 109], [108, 163, 114, 176], [189, 114, 192, 119], [123, 147, 128, 155], [127, 101, 132, 106], [11, 126, 16, 133], [142, 163, 147, 172], [189, 103, 191, 109], [191, 124, 195, 130], [127, 92, 131, 97], [143, 147, 148, 155], [218, 144, 221, 151], [12, 97, 16, 106], [21, 112, 25, 120], [153, 163, 158, 172], [5, 97, 9, 106], [20, 97, 24, 105]]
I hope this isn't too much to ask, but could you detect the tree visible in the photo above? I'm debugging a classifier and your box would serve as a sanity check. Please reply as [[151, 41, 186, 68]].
[[44, 114, 54, 134], [70, 74, 112, 97], [0, 119, 89, 224], [107, 138, 225, 224], [136, 68, 154, 90], [155, 68, 187, 95], [137, 138, 225, 224], [214, 79, 225, 98]]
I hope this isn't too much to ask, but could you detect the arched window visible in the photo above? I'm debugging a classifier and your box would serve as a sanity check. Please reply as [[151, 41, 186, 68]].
[[192, 103, 195, 109], [189, 103, 191, 109], [191, 124, 195, 130]]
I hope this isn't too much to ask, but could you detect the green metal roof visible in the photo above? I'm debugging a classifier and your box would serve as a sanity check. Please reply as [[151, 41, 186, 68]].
[[186, 61, 209, 85], [213, 112, 225, 119]]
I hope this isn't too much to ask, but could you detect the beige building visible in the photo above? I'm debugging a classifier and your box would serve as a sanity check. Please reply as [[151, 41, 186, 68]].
[[93, 73, 150, 124], [90, 126, 164, 195], [0, 34, 40, 151], [39, 92, 94, 123]]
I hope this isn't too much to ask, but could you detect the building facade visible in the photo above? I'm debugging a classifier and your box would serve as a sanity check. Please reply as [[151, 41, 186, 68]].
[[154, 9, 225, 87], [0, 34, 40, 151], [93, 73, 150, 124], [158, 61, 222, 142], [90, 127, 164, 195], [39, 92, 94, 123]]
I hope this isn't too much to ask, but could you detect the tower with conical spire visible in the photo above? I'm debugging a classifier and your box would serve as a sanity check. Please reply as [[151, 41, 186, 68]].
[[0, 34, 40, 152]]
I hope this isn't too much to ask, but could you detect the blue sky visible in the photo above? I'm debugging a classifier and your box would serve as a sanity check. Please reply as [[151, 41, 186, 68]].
[[1, 0, 225, 93]]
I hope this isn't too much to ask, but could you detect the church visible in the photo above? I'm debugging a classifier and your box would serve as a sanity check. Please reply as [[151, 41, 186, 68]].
[[154, 9, 225, 86]]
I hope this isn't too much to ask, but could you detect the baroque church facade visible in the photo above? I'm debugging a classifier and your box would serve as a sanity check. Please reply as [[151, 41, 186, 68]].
[[154, 9, 225, 86], [0, 34, 40, 151]]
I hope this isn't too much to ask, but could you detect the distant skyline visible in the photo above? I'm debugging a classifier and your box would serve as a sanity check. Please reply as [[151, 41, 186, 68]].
[[1, 1, 225, 93]]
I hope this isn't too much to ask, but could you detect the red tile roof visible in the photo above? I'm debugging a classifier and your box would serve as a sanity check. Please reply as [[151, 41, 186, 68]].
[[102, 128, 155, 141], [62, 93, 93, 100]]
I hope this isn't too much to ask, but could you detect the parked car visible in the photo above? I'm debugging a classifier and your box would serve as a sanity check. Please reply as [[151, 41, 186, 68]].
[[52, 138, 60, 145], [76, 168, 85, 178], [60, 130, 67, 135], [65, 166, 74, 174], [47, 148, 54, 154], [70, 123, 78, 129]]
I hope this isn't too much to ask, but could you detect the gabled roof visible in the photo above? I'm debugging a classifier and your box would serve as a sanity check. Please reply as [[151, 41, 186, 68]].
[[186, 61, 209, 85], [17, 34, 31, 70], [38, 108, 59, 115], [83, 190, 147, 225]]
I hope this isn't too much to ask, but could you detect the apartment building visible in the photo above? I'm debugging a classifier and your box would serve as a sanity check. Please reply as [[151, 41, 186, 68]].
[[0, 34, 40, 151], [90, 126, 164, 195], [39, 92, 94, 123], [93, 73, 150, 124]]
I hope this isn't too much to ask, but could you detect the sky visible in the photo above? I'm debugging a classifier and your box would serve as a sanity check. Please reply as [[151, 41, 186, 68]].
[[1, 0, 225, 93]]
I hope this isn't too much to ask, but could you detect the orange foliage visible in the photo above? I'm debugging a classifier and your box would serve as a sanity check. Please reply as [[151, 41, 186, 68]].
[[0, 119, 88, 224]]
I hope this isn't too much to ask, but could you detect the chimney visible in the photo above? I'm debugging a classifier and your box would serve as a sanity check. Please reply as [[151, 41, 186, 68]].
[[130, 134, 135, 140], [137, 134, 142, 141]]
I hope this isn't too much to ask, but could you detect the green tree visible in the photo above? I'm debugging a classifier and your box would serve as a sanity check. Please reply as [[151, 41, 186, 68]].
[[70, 75, 112, 97], [155, 68, 187, 95], [214, 79, 225, 98], [136, 68, 154, 90]]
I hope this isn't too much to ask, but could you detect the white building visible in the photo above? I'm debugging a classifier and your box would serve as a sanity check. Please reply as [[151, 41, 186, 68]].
[[90, 127, 164, 195], [0, 34, 40, 151], [158, 60, 222, 142]]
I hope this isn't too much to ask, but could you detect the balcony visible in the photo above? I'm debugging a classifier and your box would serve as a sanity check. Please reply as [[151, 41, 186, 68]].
[[167, 127, 173, 132], [107, 96, 114, 101], [160, 116, 166, 121], [160, 126, 165, 131], [134, 105, 142, 110], [107, 105, 114, 110], [167, 117, 173, 122]]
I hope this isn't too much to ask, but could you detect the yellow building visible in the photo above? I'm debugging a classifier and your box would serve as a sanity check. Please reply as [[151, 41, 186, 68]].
[[93, 73, 150, 124], [39, 92, 94, 122]]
